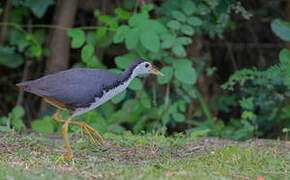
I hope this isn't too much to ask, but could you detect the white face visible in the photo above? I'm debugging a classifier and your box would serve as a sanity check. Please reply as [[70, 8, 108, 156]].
[[132, 62, 152, 77]]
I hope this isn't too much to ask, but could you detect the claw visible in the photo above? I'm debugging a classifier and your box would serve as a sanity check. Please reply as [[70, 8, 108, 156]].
[[53, 110, 105, 160]]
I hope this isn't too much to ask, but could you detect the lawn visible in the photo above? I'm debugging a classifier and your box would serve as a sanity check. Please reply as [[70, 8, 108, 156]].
[[0, 131, 289, 180]]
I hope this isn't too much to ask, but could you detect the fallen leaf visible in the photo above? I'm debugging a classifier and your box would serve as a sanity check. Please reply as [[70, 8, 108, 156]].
[[256, 176, 265, 180], [166, 171, 173, 177]]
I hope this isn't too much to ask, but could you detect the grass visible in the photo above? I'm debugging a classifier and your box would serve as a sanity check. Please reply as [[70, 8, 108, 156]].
[[0, 131, 289, 180]]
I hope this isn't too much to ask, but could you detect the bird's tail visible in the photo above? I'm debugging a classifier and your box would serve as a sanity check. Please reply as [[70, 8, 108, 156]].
[[16, 81, 33, 89]]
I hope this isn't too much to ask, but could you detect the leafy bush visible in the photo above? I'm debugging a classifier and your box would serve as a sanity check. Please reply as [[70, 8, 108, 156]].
[[65, 0, 251, 134], [221, 18, 290, 139], [0, 106, 25, 132], [1, 0, 255, 137]]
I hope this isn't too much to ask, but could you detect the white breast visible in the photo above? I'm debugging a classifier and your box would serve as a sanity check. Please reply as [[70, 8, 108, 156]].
[[71, 79, 132, 117]]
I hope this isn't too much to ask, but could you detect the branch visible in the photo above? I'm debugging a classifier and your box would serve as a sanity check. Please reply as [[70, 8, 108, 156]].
[[0, 1, 12, 45]]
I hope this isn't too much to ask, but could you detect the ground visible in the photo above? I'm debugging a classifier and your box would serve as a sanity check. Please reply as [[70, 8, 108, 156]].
[[0, 131, 289, 180]]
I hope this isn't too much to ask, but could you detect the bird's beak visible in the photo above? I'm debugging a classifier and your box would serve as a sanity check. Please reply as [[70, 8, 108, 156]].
[[150, 66, 165, 76]]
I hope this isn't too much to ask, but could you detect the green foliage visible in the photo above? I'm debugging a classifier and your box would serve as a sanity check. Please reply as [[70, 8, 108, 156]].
[[0, 47, 23, 68], [221, 19, 290, 139], [271, 19, 290, 41], [0, 4, 48, 69], [2, 0, 253, 137], [31, 116, 55, 134], [173, 59, 197, 84], [0, 106, 25, 132], [10, 0, 54, 18], [23, 0, 54, 18], [67, 29, 86, 49]]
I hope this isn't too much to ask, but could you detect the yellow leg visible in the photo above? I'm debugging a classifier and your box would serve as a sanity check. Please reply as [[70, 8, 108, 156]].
[[53, 110, 105, 147], [62, 115, 73, 159]]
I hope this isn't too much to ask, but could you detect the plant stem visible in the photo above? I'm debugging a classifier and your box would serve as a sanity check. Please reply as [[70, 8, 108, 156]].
[[193, 87, 214, 125], [0, 22, 116, 31]]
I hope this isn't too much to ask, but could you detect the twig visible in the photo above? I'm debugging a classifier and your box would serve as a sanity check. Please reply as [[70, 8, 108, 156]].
[[16, 60, 32, 106], [226, 42, 238, 70], [207, 42, 283, 49], [0, 1, 12, 45], [16, 19, 33, 107], [0, 22, 116, 31], [164, 83, 170, 112]]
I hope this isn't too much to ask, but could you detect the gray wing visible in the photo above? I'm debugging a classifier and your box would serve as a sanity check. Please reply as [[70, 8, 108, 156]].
[[17, 68, 119, 109]]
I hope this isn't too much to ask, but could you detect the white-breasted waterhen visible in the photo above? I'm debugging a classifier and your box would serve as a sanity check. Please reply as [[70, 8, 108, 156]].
[[16, 58, 164, 159]]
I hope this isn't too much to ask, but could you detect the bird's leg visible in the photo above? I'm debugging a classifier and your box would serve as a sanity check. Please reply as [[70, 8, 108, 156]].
[[62, 115, 73, 160], [53, 110, 85, 138], [53, 110, 105, 146], [81, 122, 105, 146]]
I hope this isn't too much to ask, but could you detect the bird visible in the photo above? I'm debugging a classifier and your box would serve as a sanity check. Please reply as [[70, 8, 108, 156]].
[[16, 58, 164, 160]]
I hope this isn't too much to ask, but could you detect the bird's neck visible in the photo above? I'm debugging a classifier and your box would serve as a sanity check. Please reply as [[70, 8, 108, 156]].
[[120, 66, 138, 83]]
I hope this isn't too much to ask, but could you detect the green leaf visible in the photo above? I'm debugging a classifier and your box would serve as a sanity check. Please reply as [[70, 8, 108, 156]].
[[140, 91, 151, 109], [81, 44, 95, 62], [167, 20, 181, 30], [114, 53, 137, 69], [0, 47, 23, 68], [125, 28, 140, 49], [279, 48, 290, 63], [30, 45, 42, 57], [0, 8, 3, 15], [93, 10, 101, 17], [171, 11, 186, 22], [173, 59, 197, 84], [115, 8, 130, 19], [129, 13, 149, 27], [96, 27, 107, 40], [162, 114, 170, 124], [98, 15, 118, 30], [173, 59, 192, 69], [175, 67, 196, 85], [11, 106, 25, 119], [141, 4, 154, 14], [109, 68, 122, 74], [67, 29, 85, 49], [10, 7, 29, 23], [113, 25, 130, 43], [11, 119, 24, 131], [140, 20, 167, 34], [33, 30, 46, 45], [24, 0, 54, 18], [8, 29, 30, 52], [112, 91, 127, 104], [271, 19, 290, 41], [140, 30, 160, 52], [182, 1, 196, 16], [178, 101, 186, 112], [176, 37, 192, 45], [161, 33, 175, 49], [172, 45, 186, 57], [187, 17, 203, 26], [129, 78, 142, 90], [181, 25, 195, 36], [85, 56, 101, 68], [86, 32, 97, 45], [31, 116, 54, 134], [172, 112, 185, 122], [157, 66, 173, 84]]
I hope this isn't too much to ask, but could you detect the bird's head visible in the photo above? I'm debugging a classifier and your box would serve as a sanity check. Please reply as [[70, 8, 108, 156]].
[[130, 58, 165, 77]]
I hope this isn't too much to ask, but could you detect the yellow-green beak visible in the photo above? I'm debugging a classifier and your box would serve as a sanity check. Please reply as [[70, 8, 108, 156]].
[[150, 67, 165, 76]]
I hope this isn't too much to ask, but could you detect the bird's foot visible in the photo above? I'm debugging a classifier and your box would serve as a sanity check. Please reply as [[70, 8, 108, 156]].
[[79, 122, 105, 146]]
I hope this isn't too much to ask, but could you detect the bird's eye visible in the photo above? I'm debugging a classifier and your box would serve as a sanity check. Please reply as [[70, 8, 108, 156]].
[[145, 63, 149, 68]]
